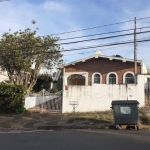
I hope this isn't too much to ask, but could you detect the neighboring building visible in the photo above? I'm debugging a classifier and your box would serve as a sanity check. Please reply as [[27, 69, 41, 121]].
[[0, 69, 9, 83], [57, 51, 150, 113]]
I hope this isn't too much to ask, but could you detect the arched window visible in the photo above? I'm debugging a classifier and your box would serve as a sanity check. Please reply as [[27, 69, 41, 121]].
[[94, 74, 100, 84], [125, 73, 134, 84], [106, 72, 118, 84], [109, 73, 116, 84], [67, 74, 85, 85], [92, 72, 102, 84]]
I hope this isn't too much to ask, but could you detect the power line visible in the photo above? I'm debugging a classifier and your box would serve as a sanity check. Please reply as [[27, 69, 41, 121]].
[[0, 36, 150, 53], [59, 26, 150, 41], [3, 40, 150, 59], [62, 34, 150, 57], [1, 37, 150, 58], [63, 43, 134, 56], [60, 38, 150, 52], [61, 36, 150, 53], [50, 16, 150, 36], [1, 26, 150, 47], [58, 30, 150, 45]]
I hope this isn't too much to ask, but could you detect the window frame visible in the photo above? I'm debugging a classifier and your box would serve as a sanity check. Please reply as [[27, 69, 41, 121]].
[[106, 72, 118, 84], [123, 72, 134, 84], [92, 72, 102, 84]]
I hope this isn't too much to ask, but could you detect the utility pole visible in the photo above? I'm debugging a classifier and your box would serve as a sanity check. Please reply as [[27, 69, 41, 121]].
[[134, 17, 137, 83]]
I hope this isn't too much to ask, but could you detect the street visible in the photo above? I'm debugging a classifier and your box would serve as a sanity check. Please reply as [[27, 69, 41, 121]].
[[0, 129, 150, 150]]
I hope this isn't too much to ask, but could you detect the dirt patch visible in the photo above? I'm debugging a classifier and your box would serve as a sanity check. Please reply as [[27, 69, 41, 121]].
[[66, 110, 114, 125], [0, 109, 150, 130]]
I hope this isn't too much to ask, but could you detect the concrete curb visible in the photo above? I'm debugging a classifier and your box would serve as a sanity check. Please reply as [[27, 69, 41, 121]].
[[0, 125, 150, 132], [36, 125, 150, 130], [36, 125, 119, 130]]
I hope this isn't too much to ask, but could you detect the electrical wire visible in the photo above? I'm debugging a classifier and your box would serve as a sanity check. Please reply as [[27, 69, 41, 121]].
[[1, 37, 150, 58], [59, 26, 150, 41], [50, 16, 150, 36], [63, 39, 150, 57], [0, 36, 150, 53], [1, 26, 150, 47], [60, 38, 150, 52], [63, 43, 134, 56], [60, 36, 150, 52], [58, 30, 150, 45]]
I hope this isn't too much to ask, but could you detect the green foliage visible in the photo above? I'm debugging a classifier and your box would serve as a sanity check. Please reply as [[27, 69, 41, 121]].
[[0, 23, 63, 92], [33, 74, 52, 92], [0, 84, 26, 114], [140, 115, 150, 124], [67, 117, 113, 124], [15, 107, 27, 114], [50, 88, 58, 93]]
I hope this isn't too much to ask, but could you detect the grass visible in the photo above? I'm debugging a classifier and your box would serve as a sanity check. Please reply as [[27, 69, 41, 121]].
[[67, 117, 113, 124], [65, 110, 113, 117], [88, 118, 113, 124], [0, 108, 149, 128], [139, 115, 150, 125], [139, 108, 150, 125], [67, 109, 150, 125], [67, 117, 86, 123], [0, 122, 12, 128], [66, 110, 114, 124]]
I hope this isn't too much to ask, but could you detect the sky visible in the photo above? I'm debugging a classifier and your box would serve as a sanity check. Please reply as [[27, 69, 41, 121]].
[[1, 0, 150, 69]]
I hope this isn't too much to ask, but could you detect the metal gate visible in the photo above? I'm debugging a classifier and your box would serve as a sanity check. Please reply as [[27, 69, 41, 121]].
[[27, 90, 62, 112]]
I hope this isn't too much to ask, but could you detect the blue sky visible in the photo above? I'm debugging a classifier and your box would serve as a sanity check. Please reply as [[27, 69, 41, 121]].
[[1, 0, 150, 68]]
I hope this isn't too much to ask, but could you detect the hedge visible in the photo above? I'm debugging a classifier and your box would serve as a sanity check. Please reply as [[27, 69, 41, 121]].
[[0, 84, 26, 113]]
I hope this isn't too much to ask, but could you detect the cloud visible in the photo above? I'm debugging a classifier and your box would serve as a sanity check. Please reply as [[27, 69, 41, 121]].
[[1, 0, 150, 68], [42, 1, 68, 12]]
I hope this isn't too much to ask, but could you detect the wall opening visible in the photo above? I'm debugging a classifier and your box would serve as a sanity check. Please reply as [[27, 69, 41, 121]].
[[67, 74, 85, 85]]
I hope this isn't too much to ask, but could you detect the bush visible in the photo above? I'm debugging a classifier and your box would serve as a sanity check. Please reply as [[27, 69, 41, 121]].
[[50, 88, 58, 93], [15, 107, 27, 114], [0, 83, 26, 114], [139, 115, 150, 124]]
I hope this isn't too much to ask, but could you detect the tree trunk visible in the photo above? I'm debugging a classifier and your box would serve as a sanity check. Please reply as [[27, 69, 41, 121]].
[[8, 75, 13, 84], [27, 69, 39, 93]]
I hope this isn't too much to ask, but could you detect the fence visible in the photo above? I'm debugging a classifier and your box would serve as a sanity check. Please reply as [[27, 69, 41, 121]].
[[25, 89, 62, 112]]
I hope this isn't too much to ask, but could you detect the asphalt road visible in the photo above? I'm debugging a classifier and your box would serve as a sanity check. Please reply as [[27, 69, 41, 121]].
[[0, 129, 150, 150]]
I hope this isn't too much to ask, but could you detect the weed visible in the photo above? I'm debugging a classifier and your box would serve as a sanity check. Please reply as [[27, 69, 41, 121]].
[[0, 122, 11, 128], [67, 117, 86, 123], [139, 115, 150, 124], [67, 116, 113, 124]]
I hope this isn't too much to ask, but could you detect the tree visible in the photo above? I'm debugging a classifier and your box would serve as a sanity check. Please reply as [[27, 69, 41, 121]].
[[0, 25, 63, 92]]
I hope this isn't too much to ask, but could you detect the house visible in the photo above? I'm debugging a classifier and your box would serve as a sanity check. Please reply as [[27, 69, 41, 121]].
[[57, 51, 150, 113]]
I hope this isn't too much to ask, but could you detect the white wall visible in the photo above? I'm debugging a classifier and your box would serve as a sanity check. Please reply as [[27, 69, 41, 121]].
[[141, 62, 147, 74], [25, 95, 58, 109], [62, 75, 149, 113], [0, 74, 9, 82]]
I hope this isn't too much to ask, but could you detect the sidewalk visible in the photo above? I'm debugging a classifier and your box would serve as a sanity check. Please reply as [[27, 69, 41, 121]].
[[0, 112, 66, 131], [0, 112, 150, 131]]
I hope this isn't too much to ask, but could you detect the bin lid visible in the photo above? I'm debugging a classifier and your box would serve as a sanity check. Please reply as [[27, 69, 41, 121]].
[[111, 100, 139, 105]]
